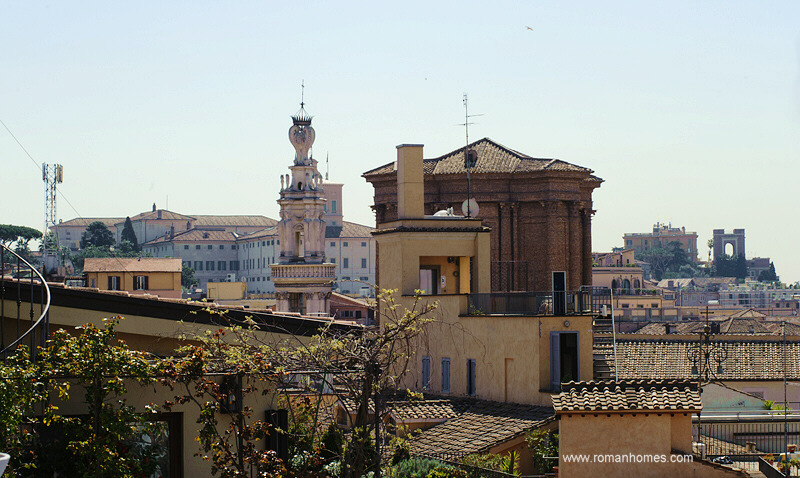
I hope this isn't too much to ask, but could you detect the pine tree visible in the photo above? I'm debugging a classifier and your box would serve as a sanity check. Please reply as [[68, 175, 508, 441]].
[[120, 217, 139, 252]]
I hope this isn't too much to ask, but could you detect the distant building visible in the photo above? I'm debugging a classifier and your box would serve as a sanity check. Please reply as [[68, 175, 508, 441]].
[[145, 228, 240, 289], [52, 217, 123, 250], [83, 257, 182, 299], [746, 257, 772, 281], [712, 228, 745, 260], [623, 222, 698, 263], [364, 137, 602, 292], [270, 104, 334, 315]]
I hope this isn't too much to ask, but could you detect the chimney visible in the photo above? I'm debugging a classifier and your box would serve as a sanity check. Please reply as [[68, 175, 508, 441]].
[[170, 225, 175, 239], [157, 210, 162, 219], [152, 203, 156, 212], [396, 144, 424, 219], [665, 323, 672, 334]]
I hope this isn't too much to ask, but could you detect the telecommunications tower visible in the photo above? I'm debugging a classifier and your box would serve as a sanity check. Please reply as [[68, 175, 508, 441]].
[[42, 163, 63, 274]]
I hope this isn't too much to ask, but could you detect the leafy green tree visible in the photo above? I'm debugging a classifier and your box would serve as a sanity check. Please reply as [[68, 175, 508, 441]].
[[120, 217, 140, 252], [182, 262, 197, 289], [0, 224, 42, 248], [164, 289, 437, 478], [712, 253, 747, 280], [79, 221, 114, 249], [759, 262, 778, 282], [526, 429, 559, 474], [0, 317, 162, 477]]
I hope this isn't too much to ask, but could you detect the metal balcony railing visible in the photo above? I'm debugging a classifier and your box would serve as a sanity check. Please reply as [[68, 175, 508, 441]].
[[466, 290, 596, 316], [0, 244, 51, 360]]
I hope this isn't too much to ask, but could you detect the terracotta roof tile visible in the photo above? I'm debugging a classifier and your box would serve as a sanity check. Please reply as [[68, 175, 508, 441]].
[[408, 398, 553, 458], [616, 339, 800, 381], [552, 380, 701, 413], [144, 229, 240, 245], [193, 215, 277, 228], [55, 218, 124, 228], [125, 210, 195, 222], [363, 138, 596, 178], [83, 257, 182, 273]]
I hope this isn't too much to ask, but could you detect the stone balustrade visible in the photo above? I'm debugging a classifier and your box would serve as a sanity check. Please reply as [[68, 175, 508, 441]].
[[270, 263, 336, 280]]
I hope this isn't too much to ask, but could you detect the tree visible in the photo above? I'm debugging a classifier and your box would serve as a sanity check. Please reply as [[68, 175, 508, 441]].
[[759, 262, 778, 282], [182, 262, 197, 289], [120, 217, 140, 252], [79, 221, 114, 249], [0, 317, 163, 477], [162, 288, 437, 478], [0, 225, 42, 254], [712, 253, 747, 280]]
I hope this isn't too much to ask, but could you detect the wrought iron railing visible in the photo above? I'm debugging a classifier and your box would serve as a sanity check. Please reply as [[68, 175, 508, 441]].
[[411, 452, 555, 477], [0, 244, 51, 360], [466, 290, 594, 316], [695, 414, 800, 474]]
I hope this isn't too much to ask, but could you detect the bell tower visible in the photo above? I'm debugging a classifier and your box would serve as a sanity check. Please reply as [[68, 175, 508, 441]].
[[271, 95, 334, 315]]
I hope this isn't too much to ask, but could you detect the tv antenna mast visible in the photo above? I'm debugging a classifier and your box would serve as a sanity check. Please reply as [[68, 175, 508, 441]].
[[460, 93, 483, 217], [326, 152, 329, 180], [42, 163, 63, 273]]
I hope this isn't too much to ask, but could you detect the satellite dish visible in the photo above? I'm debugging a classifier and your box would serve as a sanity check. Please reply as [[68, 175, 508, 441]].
[[461, 199, 479, 217]]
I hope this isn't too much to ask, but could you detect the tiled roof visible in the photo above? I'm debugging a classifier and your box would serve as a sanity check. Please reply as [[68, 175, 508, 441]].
[[552, 380, 701, 413], [145, 229, 239, 245], [83, 257, 182, 273], [56, 217, 124, 228], [721, 317, 773, 335], [632, 321, 709, 335], [326, 221, 375, 239], [766, 321, 800, 335], [389, 400, 461, 422], [362, 138, 596, 178], [630, 317, 779, 336], [193, 215, 277, 228], [616, 339, 800, 381], [699, 435, 757, 456], [408, 399, 553, 458], [728, 308, 767, 319], [125, 210, 195, 223], [238, 227, 278, 241]]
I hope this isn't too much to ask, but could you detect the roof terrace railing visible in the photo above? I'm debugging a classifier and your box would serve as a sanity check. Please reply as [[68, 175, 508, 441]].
[[466, 290, 597, 316], [0, 244, 51, 360]]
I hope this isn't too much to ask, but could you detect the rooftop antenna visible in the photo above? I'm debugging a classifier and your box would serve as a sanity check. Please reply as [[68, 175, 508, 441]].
[[42, 163, 63, 274], [300, 79, 305, 108], [326, 152, 329, 180], [460, 93, 483, 217]]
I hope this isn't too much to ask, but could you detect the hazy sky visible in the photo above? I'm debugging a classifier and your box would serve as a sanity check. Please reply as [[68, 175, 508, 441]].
[[2, 2, 799, 281]]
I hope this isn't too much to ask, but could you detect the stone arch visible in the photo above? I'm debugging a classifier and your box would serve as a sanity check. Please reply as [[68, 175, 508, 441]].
[[622, 279, 631, 291]]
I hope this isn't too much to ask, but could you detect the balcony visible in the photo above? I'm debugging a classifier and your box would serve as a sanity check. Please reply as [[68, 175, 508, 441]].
[[270, 263, 336, 280], [466, 289, 605, 316]]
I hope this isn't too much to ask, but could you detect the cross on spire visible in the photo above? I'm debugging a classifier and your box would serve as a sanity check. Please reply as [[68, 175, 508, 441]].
[[300, 80, 305, 108]]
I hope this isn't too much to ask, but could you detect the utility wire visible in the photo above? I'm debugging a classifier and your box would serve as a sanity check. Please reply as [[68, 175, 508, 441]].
[[0, 119, 138, 274], [1, 119, 84, 219]]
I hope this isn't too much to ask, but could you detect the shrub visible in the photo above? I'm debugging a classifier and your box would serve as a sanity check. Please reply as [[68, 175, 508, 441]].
[[462, 453, 505, 471], [393, 458, 443, 478], [427, 465, 468, 478]]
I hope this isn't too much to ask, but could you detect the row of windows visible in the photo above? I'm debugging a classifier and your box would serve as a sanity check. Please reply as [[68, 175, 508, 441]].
[[106, 275, 149, 291], [421, 357, 476, 396], [329, 241, 369, 248], [191, 260, 238, 271]]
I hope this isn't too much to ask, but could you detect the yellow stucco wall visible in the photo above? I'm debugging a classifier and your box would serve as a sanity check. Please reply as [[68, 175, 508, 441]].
[[397, 295, 593, 406], [558, 413, 745, 478], [0, 298, 309, 476], [86, 270, 181, 297], [375, 221, 491, 297]]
